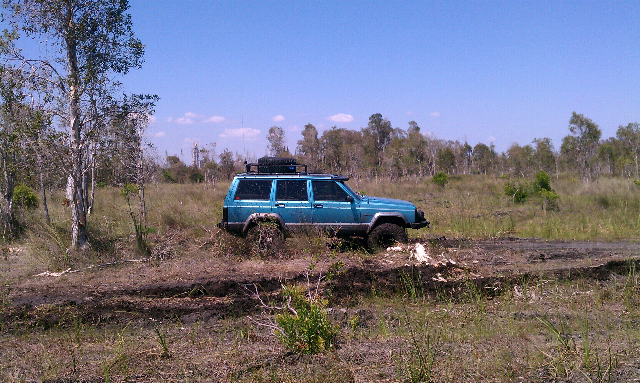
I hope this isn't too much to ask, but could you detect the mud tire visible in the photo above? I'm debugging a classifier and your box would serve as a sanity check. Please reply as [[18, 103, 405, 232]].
[[367, 223, 408, 250], [246, 221, 285, 258]]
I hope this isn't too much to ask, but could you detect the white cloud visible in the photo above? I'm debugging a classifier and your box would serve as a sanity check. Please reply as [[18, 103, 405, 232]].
[[219, 127, 261, 140], [206, 116, 226, 123], [406, 111, 413, 115], [430, 112, 441, 118], [154, 131, 166, 138], [272, 115, 285, 123], [489, 136, 496, 143], [185, 112, 204, 119], [170, 112, 227, 125], [148, 115, 157, 124], [327, 113, 354, 123]]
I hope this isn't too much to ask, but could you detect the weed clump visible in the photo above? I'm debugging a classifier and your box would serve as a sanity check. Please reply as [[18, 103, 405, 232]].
[[432, 172, 449, 187], [275, 285, 338, 355], [504, 181, 529, 204], [504, 171, 559, 210], [13, 184, 38, 210]]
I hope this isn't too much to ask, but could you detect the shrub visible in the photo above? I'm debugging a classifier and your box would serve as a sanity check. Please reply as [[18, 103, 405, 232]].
[[275, 285, 338, 355], [533, 171, 552, 192], [504, 182, 529, 203], [432, 172, 449, 187], [188, 167, 204, 183], [13, 184, 38, 209], [540, 189, 560, 211]]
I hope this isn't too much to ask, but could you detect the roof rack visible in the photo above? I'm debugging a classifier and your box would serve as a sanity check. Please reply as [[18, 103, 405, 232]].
[[244, 162, 308, 174], [244, 157, 308, 174]]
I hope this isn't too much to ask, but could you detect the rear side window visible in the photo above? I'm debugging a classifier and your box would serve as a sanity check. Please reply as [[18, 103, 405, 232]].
[[276, 180, 308, 201], [234, 180, 272, 200], [312, 181, 349, 201]]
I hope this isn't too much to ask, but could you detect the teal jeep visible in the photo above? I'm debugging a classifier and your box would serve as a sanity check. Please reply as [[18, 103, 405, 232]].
[[218, 157, 429, 249]]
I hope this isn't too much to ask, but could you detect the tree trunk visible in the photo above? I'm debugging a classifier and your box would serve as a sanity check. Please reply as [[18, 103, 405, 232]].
[[89, 149, 95, 215], [66, 8, 88, 249], [39, 170, 50, 224], [1, 157, 16, 240], [137, 142, 146, 226]]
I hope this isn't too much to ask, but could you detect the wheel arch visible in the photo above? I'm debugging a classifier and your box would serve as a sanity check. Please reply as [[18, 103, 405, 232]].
[[367, 213, 409, 233], [243, 213, 286, 236]]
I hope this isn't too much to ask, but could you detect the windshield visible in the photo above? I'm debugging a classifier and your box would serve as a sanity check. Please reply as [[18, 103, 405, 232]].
[[339, 181, 361, 200]]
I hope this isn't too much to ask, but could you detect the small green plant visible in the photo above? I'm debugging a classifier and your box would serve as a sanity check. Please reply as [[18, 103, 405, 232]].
[[275, 285, 338, 355], [533, 170, 552, 192], [539, 189, 560, 211], [120, 183, 150, 256], [504, 171, 559, 209], [504, 182, 529, 203], [623, 260, 639, 312], [400, 267, 424, 304], [398, 308, 435, 383], [154, 327, 170, 358], [432, 171, 449, 187], [13, 184, 38, 209]]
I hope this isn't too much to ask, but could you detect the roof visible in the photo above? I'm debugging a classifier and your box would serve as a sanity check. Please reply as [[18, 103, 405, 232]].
[[234, 172, 349, 181]]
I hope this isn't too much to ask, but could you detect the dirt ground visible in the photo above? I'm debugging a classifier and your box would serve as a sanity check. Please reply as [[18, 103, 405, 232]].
[[4, 237, 640, 330]]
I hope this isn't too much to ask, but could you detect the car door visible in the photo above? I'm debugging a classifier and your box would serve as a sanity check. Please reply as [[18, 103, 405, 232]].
[[274, 179, 313, 230], [311, 180, 360, 233]]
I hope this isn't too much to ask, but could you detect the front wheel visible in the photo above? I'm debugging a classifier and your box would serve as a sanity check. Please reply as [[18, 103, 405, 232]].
[[367, 223, 408, 250]]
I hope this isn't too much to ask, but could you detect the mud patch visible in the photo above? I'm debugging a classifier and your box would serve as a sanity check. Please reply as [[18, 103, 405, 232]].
[[3, 238, 640, 330]]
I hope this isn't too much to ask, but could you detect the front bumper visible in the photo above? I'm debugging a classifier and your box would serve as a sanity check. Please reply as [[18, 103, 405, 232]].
[[410, 209, 430, 229], [410, 220, 430, 229]]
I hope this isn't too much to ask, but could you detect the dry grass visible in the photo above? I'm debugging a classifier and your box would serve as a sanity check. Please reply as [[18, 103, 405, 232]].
[[1, 265, 638, 382], [2, 176, 640, 382], [357, 174, 640, 240]]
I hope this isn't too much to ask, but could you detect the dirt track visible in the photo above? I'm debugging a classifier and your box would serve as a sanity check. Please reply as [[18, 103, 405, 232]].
[[4, 238, 640, 329]]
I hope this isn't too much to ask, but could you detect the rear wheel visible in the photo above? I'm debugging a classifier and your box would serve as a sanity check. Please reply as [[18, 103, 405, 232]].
[[246, 221, 284, 257], [367, 223, 408, 250]]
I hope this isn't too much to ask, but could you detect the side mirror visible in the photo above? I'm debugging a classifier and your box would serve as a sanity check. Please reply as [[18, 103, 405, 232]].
[[346, 195, 354, 202]]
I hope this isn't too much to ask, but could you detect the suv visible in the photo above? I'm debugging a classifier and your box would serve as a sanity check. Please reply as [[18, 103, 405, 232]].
[[218, 157, 429, 249]]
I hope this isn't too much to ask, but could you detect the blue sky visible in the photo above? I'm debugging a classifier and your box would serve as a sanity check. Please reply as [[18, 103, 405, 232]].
[[121, 1, 638, 161]]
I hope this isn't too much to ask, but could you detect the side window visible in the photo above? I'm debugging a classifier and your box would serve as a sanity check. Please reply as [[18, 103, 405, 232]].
[[312, 181, 349, 201], [234, 180, 272, 200], [276, 180, 308, 201]]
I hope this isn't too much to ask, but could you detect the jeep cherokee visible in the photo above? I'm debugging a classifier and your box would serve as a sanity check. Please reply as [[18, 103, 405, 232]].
[[218, 157, 429, 249]]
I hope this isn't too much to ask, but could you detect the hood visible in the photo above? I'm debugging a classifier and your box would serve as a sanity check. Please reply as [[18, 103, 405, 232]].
[[362, 196, 416, 209]]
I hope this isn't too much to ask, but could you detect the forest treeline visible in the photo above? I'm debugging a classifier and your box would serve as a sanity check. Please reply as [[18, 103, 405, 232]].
[[162, 112, 640, 183]]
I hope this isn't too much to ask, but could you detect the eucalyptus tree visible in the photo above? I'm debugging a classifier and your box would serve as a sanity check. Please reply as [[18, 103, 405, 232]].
[[296, 123, 320, 171], [0, 66, 30, 238], [267, 126, 288, 157], [472, 142, 496, 174], [564, 112, 602, 181], [506, 143, 534, 177], [3, 0, 148, 248], [363, 113, 393, 169], [532, 138, 556, 175], [616, 122, 640, 178]]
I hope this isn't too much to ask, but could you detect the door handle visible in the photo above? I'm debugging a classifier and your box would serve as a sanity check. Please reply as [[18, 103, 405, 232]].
[[313, 204, 323, 208], [275, 203, 285, 207]]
